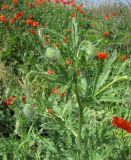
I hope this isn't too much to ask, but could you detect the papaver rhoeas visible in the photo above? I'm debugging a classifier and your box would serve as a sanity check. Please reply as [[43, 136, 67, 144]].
[[26, 19, 33, 24], [48, 69, 54, 75], [28, 2, 33, 8], [61, 0, 74, 5], [103, 31, 109, 37], [121, 55, 127, 61], [96, 52, 108, 60], [2, 4, 9, 9], [70, 13, 75, 17], [32, 21, 39, 27], [10, 17, 15, 24], [77, 3, 84, 10], [105, 15, 110, 20], [47, 108, 53, 113], [112, 116, 131, 133], [52, 87, 58, 93], [6, 96, 15, 106], [22, 96, 26, 101], [78, 10, 85, 14], [0, 15, 7, 23], [13, 0, 18, 5], [14, 12, 23, 19], [30, 29, 36, 34]]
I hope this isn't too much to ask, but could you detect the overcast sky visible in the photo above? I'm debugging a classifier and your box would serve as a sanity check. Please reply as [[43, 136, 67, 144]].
[[77, 0, 130, 6]]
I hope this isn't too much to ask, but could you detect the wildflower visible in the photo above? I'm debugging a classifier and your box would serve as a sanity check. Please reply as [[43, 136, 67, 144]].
[[52, 87, 58, 93], [32, 21, 39, 27], [14, 12, 23, 19], [26, 19, 33, 24], [54, 0, 59, 3], [70, 13, 75, 17], [121, 55, 127, 61], [13, 0, 18, 5], [105, 15, 110, 20], [28, 2, 33, 8], [69, 3, 75, 7], [45, 39, 50, 44], [63, 35, 70, 42], [65, 58, 73, 65], [47, 108, 53, 113], [112, 12, 116, 16], [78, 10, 85, 14], [0, 15, 7, 23], [112, 116, 131, 133], [45, 34, 49, 39], [6, 96, 15, 106], [61, 0, 75, 5], [22, 96, 26, 101], [2, 4, 9, 9], [96, 52, 108, 60], [77, 3, 84, 10], [10, 17, 15, 24], [53, 42, 59, 47], [48, 69, 54, 75], [77, 68, 80, 76], [30, 29, 36, 34], [103, 31, 109, 37]]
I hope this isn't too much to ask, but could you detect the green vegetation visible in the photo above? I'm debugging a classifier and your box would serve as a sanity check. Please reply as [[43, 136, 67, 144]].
[[0, 0, 131, 159]]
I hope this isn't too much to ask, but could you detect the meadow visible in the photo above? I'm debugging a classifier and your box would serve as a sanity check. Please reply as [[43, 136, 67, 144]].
[[0, 0, 131, 159]]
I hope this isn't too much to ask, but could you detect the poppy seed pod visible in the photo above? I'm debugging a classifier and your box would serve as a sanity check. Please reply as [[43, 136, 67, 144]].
[[45, 47, 61, 62]]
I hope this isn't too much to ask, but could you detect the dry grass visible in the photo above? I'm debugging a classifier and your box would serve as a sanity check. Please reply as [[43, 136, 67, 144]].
[[0, 62, 6, 80]]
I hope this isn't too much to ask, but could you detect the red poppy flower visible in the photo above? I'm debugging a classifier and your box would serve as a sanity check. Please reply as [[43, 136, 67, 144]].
[[112, 116, 131, 133], [22, 96, 26, 101], [6, 96, 15, 106], [10, 17, 15, 24], [2, 4, 8, 9], [45, 34, 49, 39], [26, 19, 33, 24], [53, 42, 59, 47], [48, 69, 54, 75], [112, 12, 117, 16], [32, 21, 39, 27], [30, 29, 36, 34], [105, 15, 110, 20], [14, 12, 23, 19], [103, 31, 109, 37], [13, 0, 18, 5], [96, 52, 108, 60], [54, 0, 59, 3], [77, 3, 84, 10], [28, 2, 33, 8], [52, 87, 58, 93], [121, 55, 127, 61], [0, 15, 7, 23], [78, 10, 85, 14], [61, 0, 74, 5], [68, 3, 75, 7], [47, 108, 53, 113], [63, 35, 70, 42], [45, 39, 50, 44], [70, 13, 75, 17]]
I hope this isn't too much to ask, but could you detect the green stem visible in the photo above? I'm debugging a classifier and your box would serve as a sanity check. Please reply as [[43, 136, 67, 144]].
[[75, 83, 83, 152]]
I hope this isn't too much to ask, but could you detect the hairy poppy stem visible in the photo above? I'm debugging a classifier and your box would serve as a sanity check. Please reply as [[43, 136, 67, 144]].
[[75, 83, 83, 154]]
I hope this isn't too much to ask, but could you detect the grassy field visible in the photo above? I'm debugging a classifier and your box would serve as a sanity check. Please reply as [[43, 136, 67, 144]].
[[0, 0, 131, 159]]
